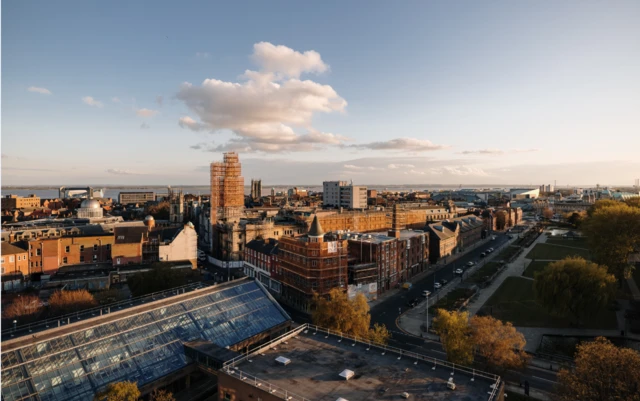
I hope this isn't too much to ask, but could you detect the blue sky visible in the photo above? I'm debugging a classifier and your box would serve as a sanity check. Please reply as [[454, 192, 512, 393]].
[[2, 1, 639, 186]]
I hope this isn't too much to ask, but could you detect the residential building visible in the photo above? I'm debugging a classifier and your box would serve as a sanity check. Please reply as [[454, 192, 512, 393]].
[[1, 194, 41, 210], [1, 242, 29, 276], [243, 238, 281, 294], [278, 216, 349, 311], [118, 191, 155, 204], [154, 223, 198, 268], [443, 216, 484, 251], [394, 229, 429, 282], [322, 181, 367, 209], [28, 233, 115, 275], [251, 179, 262, 201], [112, 226, 148, 266], [427, 223, 459, 263], [347, 232, 397, 295]]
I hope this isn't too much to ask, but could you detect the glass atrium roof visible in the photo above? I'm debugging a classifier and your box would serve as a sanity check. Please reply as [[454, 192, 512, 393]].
[[1, 280, 290, 401]]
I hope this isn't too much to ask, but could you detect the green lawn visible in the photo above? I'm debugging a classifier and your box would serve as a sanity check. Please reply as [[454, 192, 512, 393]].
[[525, 243, 591, 261], [468, 262, 504, 284], [523, 261, 551, 279], [479, 277, 618, 329], [545, 237, 589, 249]]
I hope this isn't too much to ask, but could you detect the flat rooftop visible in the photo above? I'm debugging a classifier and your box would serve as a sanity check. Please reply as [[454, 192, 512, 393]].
[[230, 328, 500, 401]]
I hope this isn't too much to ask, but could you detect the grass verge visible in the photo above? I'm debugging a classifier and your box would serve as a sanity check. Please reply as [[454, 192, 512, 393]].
[[525, 243, 591, 261]]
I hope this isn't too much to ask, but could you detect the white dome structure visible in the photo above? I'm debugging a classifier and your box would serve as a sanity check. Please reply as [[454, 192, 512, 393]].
[[77, 198, 103, 218]]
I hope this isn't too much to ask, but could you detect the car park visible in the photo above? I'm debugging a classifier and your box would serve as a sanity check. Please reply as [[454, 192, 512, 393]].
[[434, 282, 442, 289]]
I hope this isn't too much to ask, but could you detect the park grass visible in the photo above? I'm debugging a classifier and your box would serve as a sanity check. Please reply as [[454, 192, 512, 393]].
[[467, 262, 504, 284], [429, 288, 476, 314], [525, 243, 591, 261], [545, 237, 589, 249], [523, 261, 550, 279], [480, 276, 618, 329]]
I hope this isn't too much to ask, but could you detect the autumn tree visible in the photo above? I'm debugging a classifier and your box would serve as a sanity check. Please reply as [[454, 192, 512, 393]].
[[432, 309, 474, 365], [533, 257, 616, 325], [566, 211, 586, 227], [150, 389, 175, 401], [49, 289, 97, 316], [542, 207, 554, 220], [312, 288, 391, 344], [470, 316, 529, 371], [582, 202, 640, 281], [557, 337, 640, 401], [586, 199, 619, 217], [94, 381, 140, 401], [624, 197, 640, 209], [3, 295, 43, 323]]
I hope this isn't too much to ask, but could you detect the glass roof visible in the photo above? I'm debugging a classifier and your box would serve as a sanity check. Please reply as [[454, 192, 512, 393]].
[[1, 280, 290, 401]]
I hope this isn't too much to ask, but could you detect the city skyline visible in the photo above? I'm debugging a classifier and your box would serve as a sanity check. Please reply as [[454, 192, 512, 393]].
[[2, 1, 640, 186]]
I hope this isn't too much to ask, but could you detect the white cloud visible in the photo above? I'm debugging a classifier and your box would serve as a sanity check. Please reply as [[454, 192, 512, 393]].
[[349, 138, 449, 152], [176, 42, 347, 153], [179, 116, 208, 132], [459, 148, 504, 155], [156, 95, 163, 106], [344, 164, 361, 169], [82, 96, 103, 108], [251, 41, 329, 78], [512, 148, 540, 153], [27, 86, 52, 95], [388, 163, 415, 169], [140, 123, 150, 130], [111, 97, 121, 103], [430, 165, 488, 176], [105, 168, 138, 175], [136, 108, 159, 117], [196, 52, 210, 59], [404, 169, 426, 175]]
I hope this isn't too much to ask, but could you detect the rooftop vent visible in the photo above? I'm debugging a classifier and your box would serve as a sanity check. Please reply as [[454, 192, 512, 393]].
[[339, 369, 355, 380], [275, 356, 291, 366]]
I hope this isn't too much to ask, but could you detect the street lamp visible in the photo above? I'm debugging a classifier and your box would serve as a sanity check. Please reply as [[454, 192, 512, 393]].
[[13, 320, 17, 332]]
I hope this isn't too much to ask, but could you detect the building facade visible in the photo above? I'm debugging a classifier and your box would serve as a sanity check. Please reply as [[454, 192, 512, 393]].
[[347, 233, 397, 294], [156, 223, 198, 268], [1, 243, 29, 276], [427, 223, 459, 263], [250, 179, 262, 201], [119, 191, 155, 204], [243, 238, 281, 294], [168, 187, 185, 224], [322, 181, 367, 210], [28, 234, 115, 275], [278, 216, 349, 311], [2, 194, 41, 210]]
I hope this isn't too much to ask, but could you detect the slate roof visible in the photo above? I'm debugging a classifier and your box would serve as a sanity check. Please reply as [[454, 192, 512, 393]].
[[246, 239, 279, 255], [308, 215, 325, 237], [114, 226, 148, 244], [1, 242, 28, 255]]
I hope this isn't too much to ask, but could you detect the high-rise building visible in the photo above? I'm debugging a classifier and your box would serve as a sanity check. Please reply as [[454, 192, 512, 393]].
[[210, 152, 245, 223], [322, 181, 367, 209], [251, 179, 262, 201]]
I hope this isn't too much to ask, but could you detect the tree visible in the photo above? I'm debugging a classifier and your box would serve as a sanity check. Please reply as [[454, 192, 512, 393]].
[[582, 202, 640, 281], [542, 207, 554, 220], [150, 389, 175, 401], [145, 201, 170, 220], [586, 199, 619, 217], [3, 295, 43, 322], [94, 381, 140, 401], [49, 289, 97, 316], [470, 316, 529, 371], [624, 197, 640, 209], [533, 257, 616, 325], [557, 337, 640, 401], [312, 288, 391, 345], [566, 211, 586, 227], [432, 309, 474, 365], [127, 266, 188, 297]]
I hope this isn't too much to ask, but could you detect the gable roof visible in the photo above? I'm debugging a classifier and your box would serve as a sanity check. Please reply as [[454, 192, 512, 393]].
[[1, 242, 28, 255], [114, 226, 148, 244]]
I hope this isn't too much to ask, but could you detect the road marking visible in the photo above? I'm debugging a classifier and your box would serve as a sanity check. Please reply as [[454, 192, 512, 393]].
[[532, 375, 557, 384]]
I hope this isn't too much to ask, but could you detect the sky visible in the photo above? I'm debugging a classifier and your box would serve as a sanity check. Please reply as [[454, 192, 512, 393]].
[[2, 1, 639, 186]]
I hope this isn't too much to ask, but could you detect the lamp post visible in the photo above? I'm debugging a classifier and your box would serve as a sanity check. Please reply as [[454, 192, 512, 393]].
[[13, 320, 17, 332], [425, 293, 430, 333]]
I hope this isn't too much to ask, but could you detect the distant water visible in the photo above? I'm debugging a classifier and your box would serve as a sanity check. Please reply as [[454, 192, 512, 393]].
[[1, 184, 507, 199]]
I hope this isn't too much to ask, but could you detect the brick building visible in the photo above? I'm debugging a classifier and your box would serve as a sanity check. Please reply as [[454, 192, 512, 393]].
[[1, 242, 29, 276], [443, 216, 485, 252], [347, 233, 397, 295], [28, 234, 115, 275], [427, 223, 459, 264], [243, 238, 281, 294], [278, 216, 349, 312], [1, 194, 41, 210]]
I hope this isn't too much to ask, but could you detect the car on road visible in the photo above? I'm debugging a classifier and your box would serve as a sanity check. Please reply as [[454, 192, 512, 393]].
[[407, 298, 421, 307], [434, 282, 442, 289], [422, 290, 431, 297], [486, 249, 493, 254], [480, 252, 486, 257], [440, 279, 448, 285], [489, 247, 495, 252], [466, 261, 475, 267], [455, 268, 463, 275]]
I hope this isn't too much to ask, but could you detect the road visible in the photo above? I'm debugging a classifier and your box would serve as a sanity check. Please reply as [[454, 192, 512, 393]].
[[367, 229, 558, 393]]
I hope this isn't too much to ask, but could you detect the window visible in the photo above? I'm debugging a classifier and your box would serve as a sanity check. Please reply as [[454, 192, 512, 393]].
[[106, 244, 111, 250], [93, 244, 98, 251], [1, 257, 4, 264], [63, 257, 68, 264], [80, 245, 84, 252], [36, 249, 41, 256], [116, 258, 121, 265], [117, 236, 124, 240], [65, 246, 70, 253], [224, 392, 232, 401], [93, 255, 98, 261], [80, 255, 85, 262], [1, 267, 4, 274]]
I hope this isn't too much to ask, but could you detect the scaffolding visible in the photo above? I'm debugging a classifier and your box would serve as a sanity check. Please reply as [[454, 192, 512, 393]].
[[210, 152, 245, 222]]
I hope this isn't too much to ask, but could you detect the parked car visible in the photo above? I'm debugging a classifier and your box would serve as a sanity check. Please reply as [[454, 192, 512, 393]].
[[508, 235, 514, 239], [466, 261, 475, 267], [434, 282, 442, 289], [440, 279, 448, 285], [489, 247, 495, 252], [492, 236, 497, 240], [422, 290, 431, 297], [480, 252, 486, 257], [455, 268, 463, 275], [407, 298, 420, 308]]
